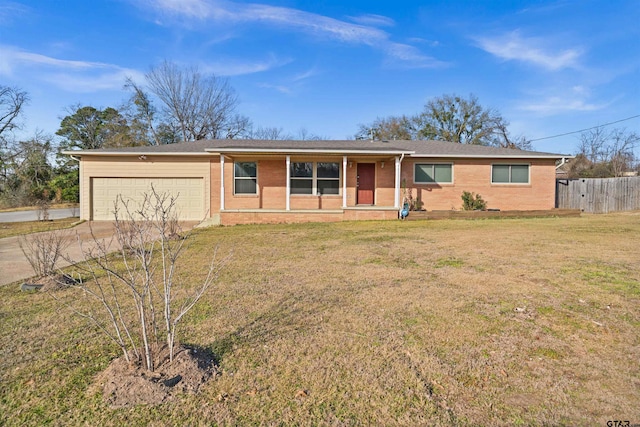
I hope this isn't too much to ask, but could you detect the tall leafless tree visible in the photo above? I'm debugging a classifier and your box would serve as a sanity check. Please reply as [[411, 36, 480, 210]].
[[144, 60, 245, 142], [0, 86, 29, 185], [0, 85, 28, 139]]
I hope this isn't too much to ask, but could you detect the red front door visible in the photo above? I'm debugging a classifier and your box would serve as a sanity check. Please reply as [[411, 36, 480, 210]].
[[357, 163, 375, 205]]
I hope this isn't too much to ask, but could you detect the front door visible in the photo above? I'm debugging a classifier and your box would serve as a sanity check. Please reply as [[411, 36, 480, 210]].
[[357, 163, 375, 205]]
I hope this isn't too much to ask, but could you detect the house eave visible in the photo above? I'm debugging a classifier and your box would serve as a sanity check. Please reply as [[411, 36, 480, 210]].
[[207, 148, 414, 156], [408, 153, 572, 160], [61, 150, 214, 157]]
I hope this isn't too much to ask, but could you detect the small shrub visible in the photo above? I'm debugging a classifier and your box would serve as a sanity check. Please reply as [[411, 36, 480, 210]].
[[19, 229, 71, 278], [461, 191, 487, 211]]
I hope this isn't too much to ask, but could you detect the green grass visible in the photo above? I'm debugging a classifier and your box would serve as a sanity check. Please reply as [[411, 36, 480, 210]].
[[1, 213, 640, 425], [0, 217, 80, 238]]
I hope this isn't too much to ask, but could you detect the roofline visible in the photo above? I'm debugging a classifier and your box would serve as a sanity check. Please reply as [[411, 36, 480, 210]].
[[62, 149, 571, 159], [61, 150, 214, 157], [206, 148, 414, 155], [409, 153, 573, 159]]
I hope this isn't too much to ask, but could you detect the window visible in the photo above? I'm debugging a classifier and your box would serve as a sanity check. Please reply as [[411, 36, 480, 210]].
[[290, 162, 340, 195], [234, 162, 257, 194], [317, 162, 340, 195], [492, 164, 529, 184], [414, 163, 453, 184]]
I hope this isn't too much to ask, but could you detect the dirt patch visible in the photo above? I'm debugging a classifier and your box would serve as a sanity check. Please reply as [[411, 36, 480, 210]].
[[38, 274, 78, 291], [90, 345, 217, 408]]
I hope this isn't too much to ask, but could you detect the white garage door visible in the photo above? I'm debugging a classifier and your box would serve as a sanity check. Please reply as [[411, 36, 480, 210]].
[[91, 178, 205, 220]]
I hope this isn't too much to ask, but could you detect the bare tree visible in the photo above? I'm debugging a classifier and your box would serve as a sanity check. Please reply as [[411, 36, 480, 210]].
[[62, 187, 230, 370], [572, 127, 639, 178], [246, 125, 293, 140], [145, 60, 245, 142], [0, 85, 28, 139], [355, 116, 415, 141], [0, 86, 28, 188]]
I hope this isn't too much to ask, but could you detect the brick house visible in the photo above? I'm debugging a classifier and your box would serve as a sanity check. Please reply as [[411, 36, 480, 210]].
[[65, 139, 568, 225]]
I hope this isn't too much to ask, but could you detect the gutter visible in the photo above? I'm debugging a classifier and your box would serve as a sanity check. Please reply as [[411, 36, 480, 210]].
[[409, 153, 572, 160], [206, 148, 414, 156], [61, 151, 214, 157]]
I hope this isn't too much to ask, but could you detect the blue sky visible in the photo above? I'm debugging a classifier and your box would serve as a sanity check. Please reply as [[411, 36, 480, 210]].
[[1, 0, 638, 155]]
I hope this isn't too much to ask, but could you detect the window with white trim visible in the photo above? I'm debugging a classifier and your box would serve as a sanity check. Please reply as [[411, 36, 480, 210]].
[[290, 162, 340, 195], [234, 162, 257, 194], [414, 163, 453, 184], [492, 164, 529, 184]]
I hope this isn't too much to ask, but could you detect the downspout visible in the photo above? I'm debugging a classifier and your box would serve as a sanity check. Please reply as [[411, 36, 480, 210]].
[[555, 157, 568, 170]]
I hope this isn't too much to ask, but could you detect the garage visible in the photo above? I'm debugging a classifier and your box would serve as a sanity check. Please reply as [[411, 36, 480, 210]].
[[91, 177, 205, 220]]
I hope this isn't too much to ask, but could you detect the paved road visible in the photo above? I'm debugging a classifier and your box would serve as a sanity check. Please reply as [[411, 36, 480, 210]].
[[0, 208, 79, 223]]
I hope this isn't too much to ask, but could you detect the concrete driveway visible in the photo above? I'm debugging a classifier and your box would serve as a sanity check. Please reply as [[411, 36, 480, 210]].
[[0, 222, 119, 286], [0, 221, 201, 287]]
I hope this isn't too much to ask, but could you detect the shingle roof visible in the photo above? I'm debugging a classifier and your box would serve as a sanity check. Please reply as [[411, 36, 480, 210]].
[[64, 139, 569, 159]]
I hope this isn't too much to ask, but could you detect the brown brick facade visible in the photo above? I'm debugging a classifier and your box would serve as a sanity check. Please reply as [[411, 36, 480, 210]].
[[211, 156, 557, 224], [400, 158, 557, 211]]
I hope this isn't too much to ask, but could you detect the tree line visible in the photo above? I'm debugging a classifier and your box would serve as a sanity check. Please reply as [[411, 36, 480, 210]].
[[1, 60, 637, 208]]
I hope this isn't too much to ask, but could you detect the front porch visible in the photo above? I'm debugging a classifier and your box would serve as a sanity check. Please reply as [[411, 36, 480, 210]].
[[217, 153, 406, 214]]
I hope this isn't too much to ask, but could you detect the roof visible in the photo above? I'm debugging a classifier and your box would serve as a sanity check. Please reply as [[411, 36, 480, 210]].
[[63, 139, 570, 159]]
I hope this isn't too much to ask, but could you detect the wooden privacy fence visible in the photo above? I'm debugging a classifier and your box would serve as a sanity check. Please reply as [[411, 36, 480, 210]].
[[556, 177, 640, 213]]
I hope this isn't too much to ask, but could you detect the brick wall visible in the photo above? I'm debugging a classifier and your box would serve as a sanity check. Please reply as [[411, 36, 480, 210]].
[[401, 158, 557, 211], [211, 155, 558, 224]]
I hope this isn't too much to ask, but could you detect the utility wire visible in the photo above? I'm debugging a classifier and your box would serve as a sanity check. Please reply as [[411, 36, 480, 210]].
[[529, 114, 640, 142]]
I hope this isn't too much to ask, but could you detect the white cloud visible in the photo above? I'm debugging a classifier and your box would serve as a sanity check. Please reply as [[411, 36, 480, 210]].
[[519, 87, 610, 114], [347, 14, 395, 28], [475, 30, 582, 70], [0, 45, 143, 92], [201, 54, 292, 76], [257, 82, 292, 95], [292, 67, 319, 82], [0, 1, 29, 25], [137, 0, 442, 67]]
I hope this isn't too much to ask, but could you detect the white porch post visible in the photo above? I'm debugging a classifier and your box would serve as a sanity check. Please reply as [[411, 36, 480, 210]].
[[394, 155, 401, 209], [342, 156, 347, 208], [79, 158, 85, 219], [220, 154, 225, 211], [286, 155, 291, 211]]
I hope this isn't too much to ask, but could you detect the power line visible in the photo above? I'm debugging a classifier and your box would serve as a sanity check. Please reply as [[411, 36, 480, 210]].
[[529, 114, 640, 142]]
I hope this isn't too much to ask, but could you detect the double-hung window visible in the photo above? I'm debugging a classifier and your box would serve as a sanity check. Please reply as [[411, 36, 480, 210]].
[[290, 162, 340, 195], [492, 164, 529, 184], [414, 163, 453, 184], [234, 162, 257, 194]]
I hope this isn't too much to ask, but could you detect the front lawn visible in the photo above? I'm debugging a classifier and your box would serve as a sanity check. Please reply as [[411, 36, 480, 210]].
[[1, 214, 639, 425], [0, 217, 80, 239]]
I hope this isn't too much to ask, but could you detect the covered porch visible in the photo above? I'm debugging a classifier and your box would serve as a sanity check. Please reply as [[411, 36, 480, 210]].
[[212, 148, 408, 225]]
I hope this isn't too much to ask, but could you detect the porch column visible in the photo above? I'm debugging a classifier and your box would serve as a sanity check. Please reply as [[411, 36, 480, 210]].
[[394, 155, 401, 209], [79, 157, 84, 219], [286, 155, 291, 211], [342, 156, 347, 208], [220, 154, 225, 211]]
